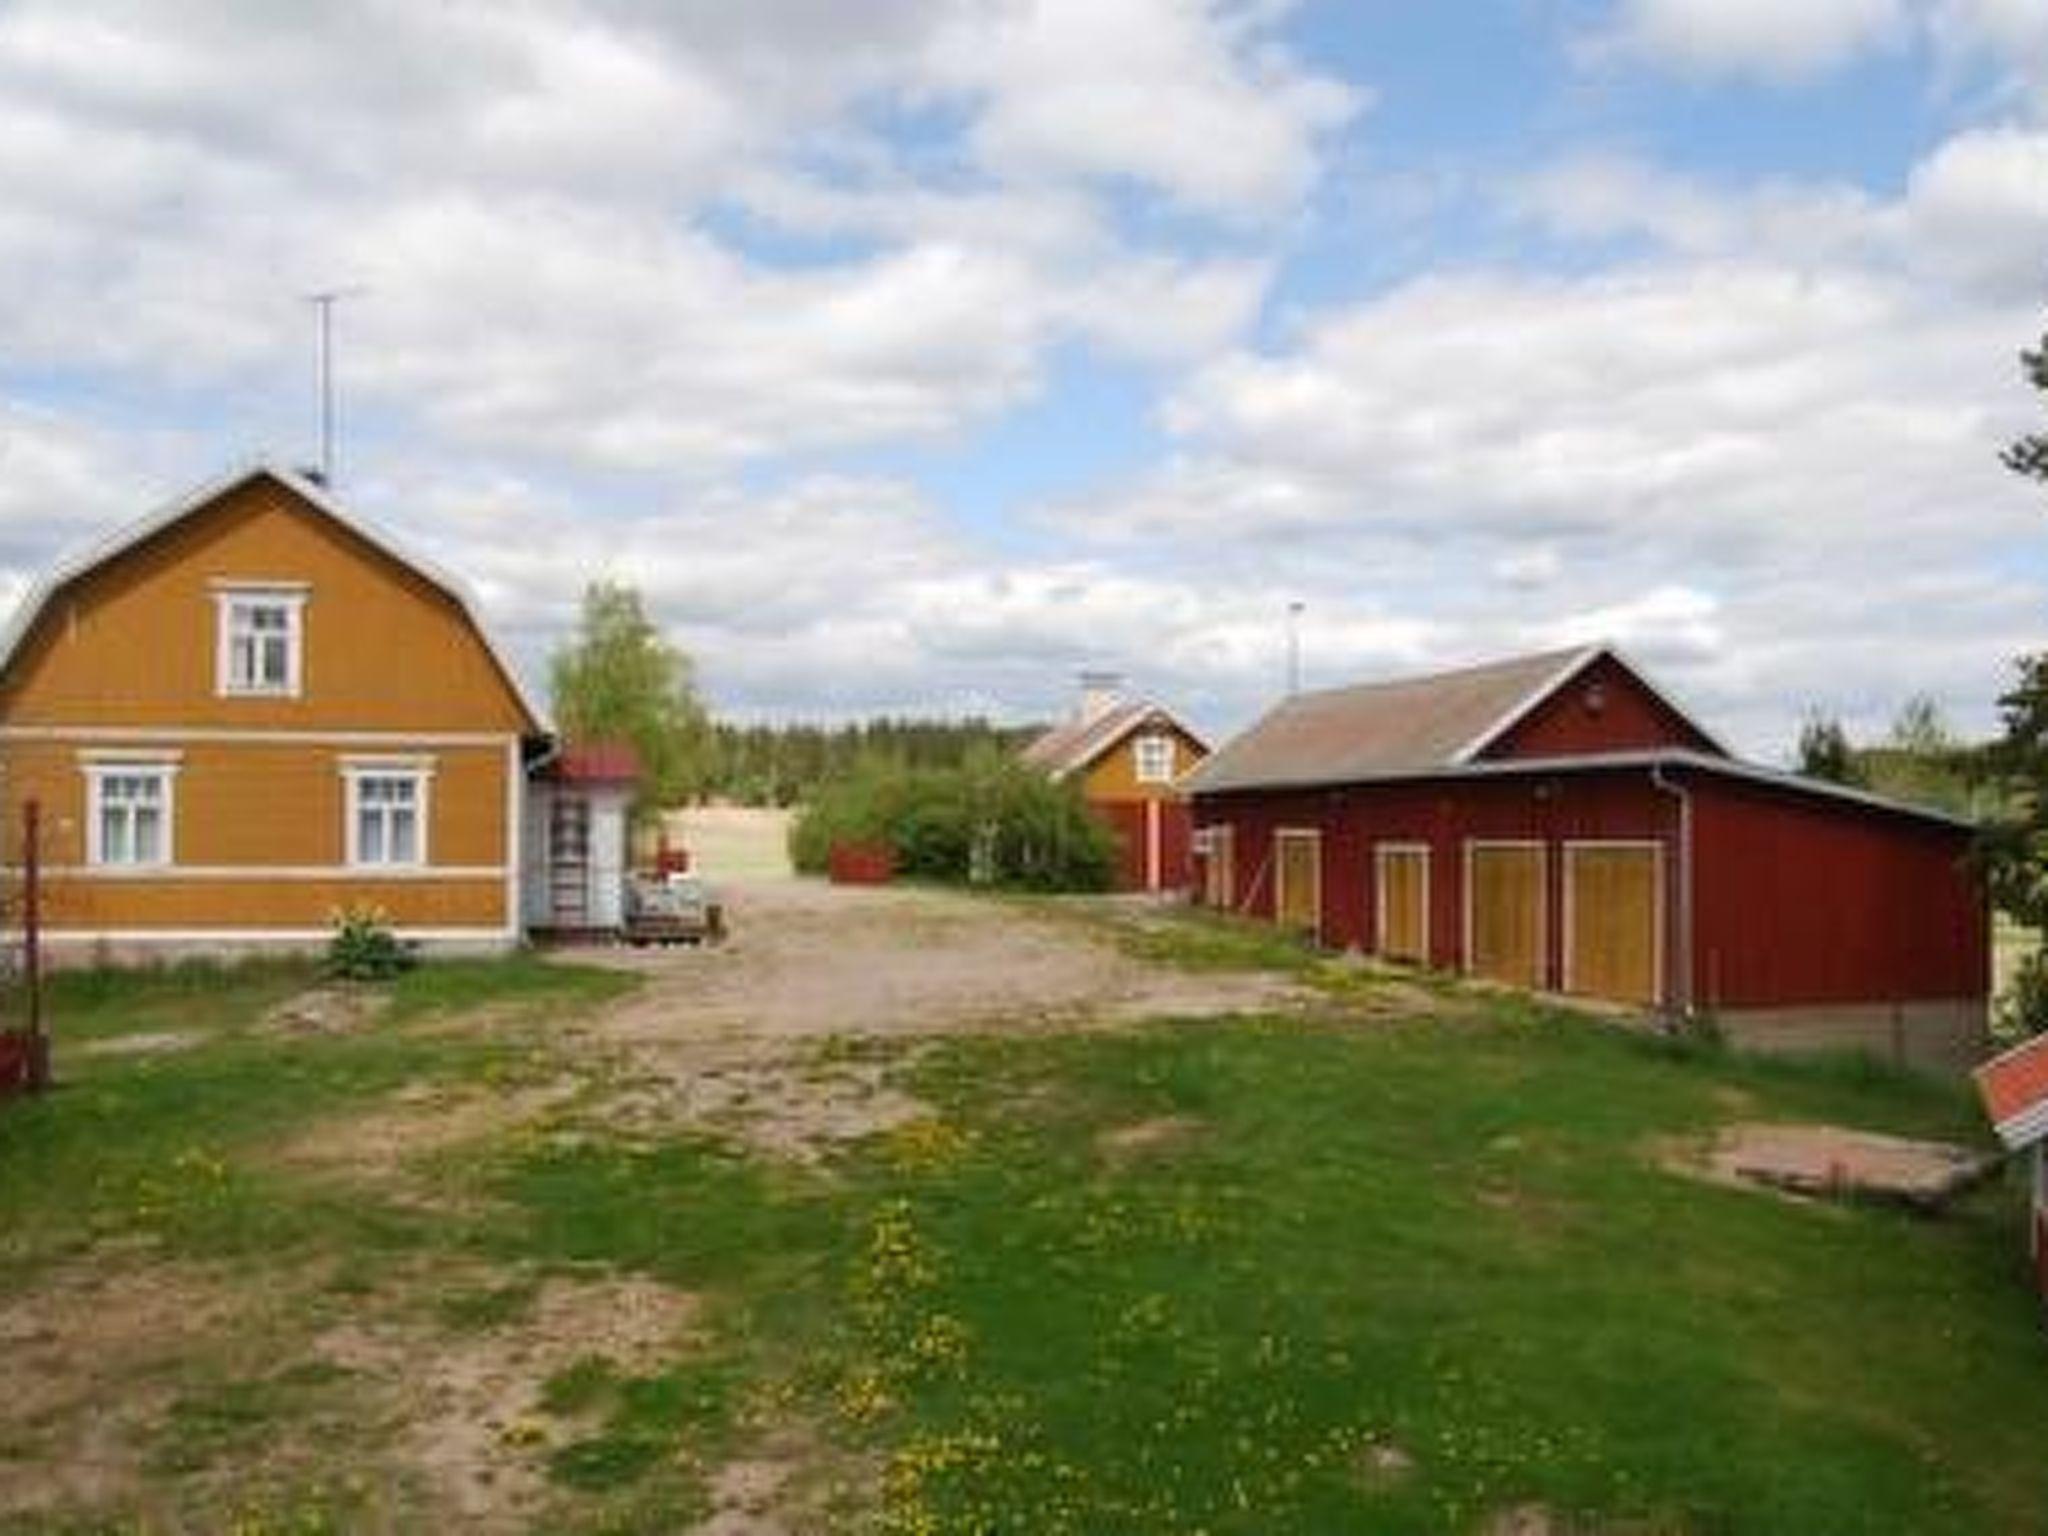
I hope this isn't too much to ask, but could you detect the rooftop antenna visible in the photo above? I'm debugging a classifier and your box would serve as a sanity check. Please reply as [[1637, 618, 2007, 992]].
[[304, 286, 364, 484], [1286, 601, 1305, 696]]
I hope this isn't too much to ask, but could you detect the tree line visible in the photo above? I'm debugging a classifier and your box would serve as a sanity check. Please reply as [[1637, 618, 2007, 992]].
[[547, 581, 1045, 809]]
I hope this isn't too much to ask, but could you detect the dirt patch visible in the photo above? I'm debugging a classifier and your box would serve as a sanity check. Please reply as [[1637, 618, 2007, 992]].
[[260, 984, 389, 1036], [281, 1079, 579, 1180], [1097, 1114, 1206, 1161], [0, 1260, 241, 1520], [560, 882, 1311, 1164], [75, 1029, 199, 1058], [1659, 1121, 2001, 1211], [316, 1273, 700, 1532]]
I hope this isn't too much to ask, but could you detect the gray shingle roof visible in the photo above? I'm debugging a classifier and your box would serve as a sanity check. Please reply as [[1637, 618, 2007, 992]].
[[1186, 646, 1603, 793]]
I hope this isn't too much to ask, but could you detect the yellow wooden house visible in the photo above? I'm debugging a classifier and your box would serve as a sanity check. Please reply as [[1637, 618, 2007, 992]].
[[0, 463, 546, 956]]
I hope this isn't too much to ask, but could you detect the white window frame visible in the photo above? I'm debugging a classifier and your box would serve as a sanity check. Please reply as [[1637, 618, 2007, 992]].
[[213, 582, 308, 698], [1132, 732, 1175, 785], [82, 756, 179, 868], [1373, 841, 1431, 963], [341, 757, 433, 869]]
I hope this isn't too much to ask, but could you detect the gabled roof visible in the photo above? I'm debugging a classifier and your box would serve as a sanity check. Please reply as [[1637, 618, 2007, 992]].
[[1975, 1032, 2048, 1151], [0, 460, 547, 731], [1021, 697, 1206, 780], [1188, 643, 1719, 795]]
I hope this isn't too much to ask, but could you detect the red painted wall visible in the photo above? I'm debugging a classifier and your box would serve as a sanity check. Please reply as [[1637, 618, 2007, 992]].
[[1092, 800, 1194, 892], [1195, 761, 1988, 1011], [1194, 769, 1678, 993], [1483, 653, 1721, 762], [1684, 771, 1986, 1008]]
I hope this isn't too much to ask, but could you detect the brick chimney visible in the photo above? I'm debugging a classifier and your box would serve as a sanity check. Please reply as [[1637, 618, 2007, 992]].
[[1076, 670, 1124, 724]]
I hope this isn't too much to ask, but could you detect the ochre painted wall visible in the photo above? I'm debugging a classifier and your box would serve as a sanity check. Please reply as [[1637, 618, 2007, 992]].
[[0, 476, 532, 733], [0, 740, 509, 869], [1080, 722, 1207, 803], [31, 877, 506, 932]]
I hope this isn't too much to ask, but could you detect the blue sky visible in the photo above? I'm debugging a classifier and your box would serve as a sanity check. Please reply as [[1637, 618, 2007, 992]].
[[0, 0, 2045, 755]]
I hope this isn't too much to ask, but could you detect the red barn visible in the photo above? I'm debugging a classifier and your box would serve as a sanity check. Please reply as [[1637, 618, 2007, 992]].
[[1187, 644, 1988, 1071]]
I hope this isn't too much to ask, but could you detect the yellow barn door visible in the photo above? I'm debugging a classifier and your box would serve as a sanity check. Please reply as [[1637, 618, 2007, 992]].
[[1274, 830, 1321, 938], [1375, 845, 1429, 964], [1204, 825, 1236, 910], [1565, 844, 1661, 1006], [1466, 843, 1546, 990]]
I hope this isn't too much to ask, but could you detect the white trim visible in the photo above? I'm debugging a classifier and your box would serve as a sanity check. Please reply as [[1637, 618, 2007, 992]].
[[1560, 839, 1665, 1006], [343, 763, 431, 869], [1133, 732, 1175, 785], [82, 760, 178, 869], [0, 726, 519, 747], [213, 586, 307, 699], [1272, 826, 1323, 942], [1462, 838, 1548, 987], [21, 864, 503, 882], [504, 737, 523, 942], [76, 747, 184, 765], [37, 926, 514, 945], [1448, 643, 1731, 765], [0, 461, 547, 731], [1373, 841, 1430, 963], [338, 753, 438, 775]]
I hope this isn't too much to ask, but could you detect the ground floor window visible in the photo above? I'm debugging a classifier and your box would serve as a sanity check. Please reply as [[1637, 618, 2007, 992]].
[[86, 764, 175, 866], [345, 766, 430, 867]]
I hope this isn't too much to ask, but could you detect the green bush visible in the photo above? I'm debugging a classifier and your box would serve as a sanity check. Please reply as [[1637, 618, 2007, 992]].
[[2001, 946, 2048, 1040], [325, 904, 417, 982], [789, 750, 1114, 892]]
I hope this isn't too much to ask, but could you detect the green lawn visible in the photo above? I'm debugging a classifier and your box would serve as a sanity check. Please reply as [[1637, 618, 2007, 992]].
[[1, 935, 2044, 1533]]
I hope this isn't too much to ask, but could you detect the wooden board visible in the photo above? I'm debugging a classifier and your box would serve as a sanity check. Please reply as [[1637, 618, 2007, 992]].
[[1376, 845, 1429, 964], [1274, 830, 1320, 936], [1203, 825, 1235, 909], [1467, 843, 1545, 989], [1566, 844, 1660, 1005]]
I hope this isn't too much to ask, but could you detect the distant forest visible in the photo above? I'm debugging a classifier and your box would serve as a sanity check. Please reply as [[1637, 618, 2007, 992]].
[[702, 717, 1047, 806]]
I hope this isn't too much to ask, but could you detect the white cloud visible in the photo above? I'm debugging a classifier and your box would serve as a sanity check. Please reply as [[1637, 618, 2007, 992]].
[[1589, 0, 1910, 82]]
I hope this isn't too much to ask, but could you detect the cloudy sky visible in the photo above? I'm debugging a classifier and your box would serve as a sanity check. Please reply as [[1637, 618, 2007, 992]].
[[3, 0, 2047, 755]]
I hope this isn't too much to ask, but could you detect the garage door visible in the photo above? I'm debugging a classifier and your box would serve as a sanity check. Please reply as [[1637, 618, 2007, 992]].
[[1565, 843, 1661, 1006], [1466, 842, 1545, 989], [1376, 845, 1429, 964], [1274, 829, 1321, 937]]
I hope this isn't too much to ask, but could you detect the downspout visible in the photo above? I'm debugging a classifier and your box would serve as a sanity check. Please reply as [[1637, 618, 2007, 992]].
[[1650, 761, 1693, 1021]]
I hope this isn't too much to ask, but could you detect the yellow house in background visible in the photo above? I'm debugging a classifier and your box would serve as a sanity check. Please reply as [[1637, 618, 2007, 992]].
[[0, 463, 546, 956], [1021, 673, 1209, 893]]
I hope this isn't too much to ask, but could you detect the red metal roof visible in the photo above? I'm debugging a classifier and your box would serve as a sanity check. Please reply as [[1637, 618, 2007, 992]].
[[1975, 1032, 2048, 1149], [548, 740, 641, 784]]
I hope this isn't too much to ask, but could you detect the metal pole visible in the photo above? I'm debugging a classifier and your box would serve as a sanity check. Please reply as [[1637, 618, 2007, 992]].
[[311, 292, 335, 483], [1286, 601, 1304, 696], [24, 797, 46, 1093]]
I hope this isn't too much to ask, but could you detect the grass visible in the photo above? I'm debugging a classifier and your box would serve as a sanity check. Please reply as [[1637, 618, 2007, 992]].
[[4, 917, 2048, 1533]]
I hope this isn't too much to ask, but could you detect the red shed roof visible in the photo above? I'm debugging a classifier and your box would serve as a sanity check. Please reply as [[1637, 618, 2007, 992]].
[[1187, 643, 1723, 794], [1975, 1032, 2048, 1150], [547, 741, 641, 785]]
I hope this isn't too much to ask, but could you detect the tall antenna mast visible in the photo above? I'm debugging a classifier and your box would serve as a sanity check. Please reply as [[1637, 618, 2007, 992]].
[[1286, 601, 1305, 696], [304, 287, 363, 484]]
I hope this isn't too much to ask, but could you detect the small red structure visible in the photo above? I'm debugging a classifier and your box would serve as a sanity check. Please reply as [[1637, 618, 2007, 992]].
[[828, 841, 896, 886], [1974, 1032, 2048, 1308]]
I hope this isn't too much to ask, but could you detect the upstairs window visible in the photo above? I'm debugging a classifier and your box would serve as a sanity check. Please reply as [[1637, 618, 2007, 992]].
[[1134, 733, 1175, 784], [86, 763, 176, 867], [345, 765, 430, 868], [215, 585, 305, 697]]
